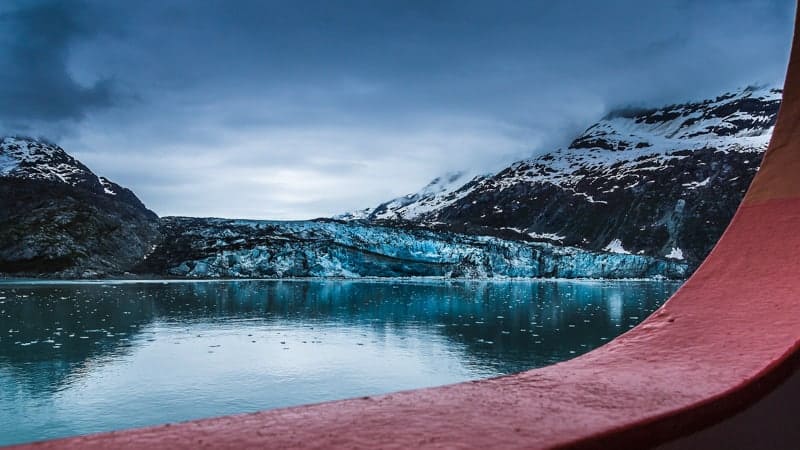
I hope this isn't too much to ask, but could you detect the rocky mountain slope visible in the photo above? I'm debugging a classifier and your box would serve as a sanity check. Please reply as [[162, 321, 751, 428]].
[[342, 86, 781, 269], [0, 137, 159, 277]]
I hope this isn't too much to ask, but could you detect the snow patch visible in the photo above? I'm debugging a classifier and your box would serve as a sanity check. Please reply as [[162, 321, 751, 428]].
[[500, 227, 565, 242], [682, 178, 711, 189], [1, 136, 101, 188], [666, 247, 685, 260], [0, 152, 19, 175], [527, 232, 566, 242], [100, 177, 118, 196], [603, 239, 631, 254]]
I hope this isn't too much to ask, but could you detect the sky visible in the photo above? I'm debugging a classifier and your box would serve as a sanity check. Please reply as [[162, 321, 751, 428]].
[[0, 0, 795, 219]]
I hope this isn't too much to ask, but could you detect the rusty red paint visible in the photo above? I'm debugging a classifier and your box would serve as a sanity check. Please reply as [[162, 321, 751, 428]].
[[9, 4, 800, 450]]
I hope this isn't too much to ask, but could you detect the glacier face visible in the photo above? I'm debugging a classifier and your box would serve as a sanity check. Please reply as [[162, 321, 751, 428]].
[[137, 218, 687, 279]]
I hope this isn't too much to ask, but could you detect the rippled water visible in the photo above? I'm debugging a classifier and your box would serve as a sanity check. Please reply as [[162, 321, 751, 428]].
[[0, 279, 680, 445]]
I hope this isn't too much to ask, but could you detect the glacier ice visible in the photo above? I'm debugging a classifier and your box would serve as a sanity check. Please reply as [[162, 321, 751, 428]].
[[148, 218, 688, 279]]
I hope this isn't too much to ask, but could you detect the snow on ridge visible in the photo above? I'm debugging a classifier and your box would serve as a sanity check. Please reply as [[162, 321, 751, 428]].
[[387, 171, 489, 220], [340, 170, 492, 221], [486, 87, 778, 193], [334, 208, 372, 220], [100, 177, 118, 196], [2, 137, 86, 181], [0, 136, 108, 191], [0, 152, 18, 175], [1, 136, 61, 164]]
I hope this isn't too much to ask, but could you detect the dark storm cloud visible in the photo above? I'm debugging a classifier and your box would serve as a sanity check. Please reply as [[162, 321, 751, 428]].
[[1, 0, 795, 218], [0, 1, 120, 134]]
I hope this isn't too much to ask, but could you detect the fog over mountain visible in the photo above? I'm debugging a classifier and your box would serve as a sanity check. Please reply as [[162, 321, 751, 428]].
[[0, 0, 793, 219]]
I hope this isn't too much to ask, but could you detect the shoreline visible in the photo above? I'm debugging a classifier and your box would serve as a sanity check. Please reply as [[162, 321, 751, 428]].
[[0, 275, 687, 285]]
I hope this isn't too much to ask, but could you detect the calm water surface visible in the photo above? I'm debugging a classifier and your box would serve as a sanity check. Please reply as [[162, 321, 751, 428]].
[[0, 279, 680, 445]]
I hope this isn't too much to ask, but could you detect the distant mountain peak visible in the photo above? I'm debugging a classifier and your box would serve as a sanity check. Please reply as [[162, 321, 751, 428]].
[[1, 136, 97, 187], [336, 170, 491, 222], [571, 85, 780, 152], [1, 136, 160, 277], [0, 135, 154, 216]]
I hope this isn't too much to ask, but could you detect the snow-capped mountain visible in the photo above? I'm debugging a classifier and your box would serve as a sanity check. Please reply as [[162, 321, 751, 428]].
[[1, 136, 111, 189], [336, 171, 491, 221], [342, 86, 781, 268], [0, 136, 149, 212], [1, 136, 159, 277]]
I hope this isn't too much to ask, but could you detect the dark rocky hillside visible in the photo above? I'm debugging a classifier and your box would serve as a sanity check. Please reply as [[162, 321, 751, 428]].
[[0, 137, 159, 277]]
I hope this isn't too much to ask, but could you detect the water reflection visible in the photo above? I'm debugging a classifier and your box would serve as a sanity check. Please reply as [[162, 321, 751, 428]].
[[0, 279, 679, 445]]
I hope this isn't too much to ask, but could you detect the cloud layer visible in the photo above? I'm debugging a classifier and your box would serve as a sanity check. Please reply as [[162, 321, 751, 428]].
[[1, 0, 794, 219]]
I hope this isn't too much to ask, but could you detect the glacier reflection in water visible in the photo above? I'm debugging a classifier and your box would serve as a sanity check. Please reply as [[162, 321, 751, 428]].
[[0, 279, 679, 445]]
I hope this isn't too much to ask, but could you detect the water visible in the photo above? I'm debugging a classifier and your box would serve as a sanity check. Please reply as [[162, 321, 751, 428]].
[[0, 279, 680, 445]]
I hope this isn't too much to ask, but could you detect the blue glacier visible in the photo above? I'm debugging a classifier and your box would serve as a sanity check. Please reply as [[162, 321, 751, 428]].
[[137, 218, 688, 279]]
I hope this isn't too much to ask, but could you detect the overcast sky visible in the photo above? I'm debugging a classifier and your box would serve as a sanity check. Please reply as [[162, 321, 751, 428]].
[[0, 0, 794, 219]]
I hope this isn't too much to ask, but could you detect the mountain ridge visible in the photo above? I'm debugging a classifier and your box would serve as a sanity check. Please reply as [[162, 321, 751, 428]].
[[339, 85, 781, 269]]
